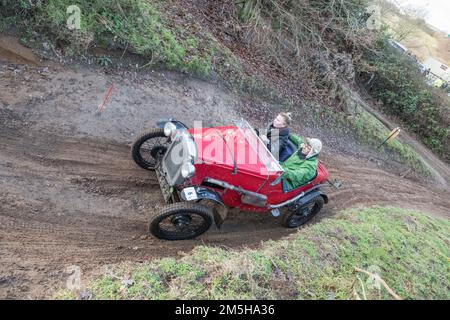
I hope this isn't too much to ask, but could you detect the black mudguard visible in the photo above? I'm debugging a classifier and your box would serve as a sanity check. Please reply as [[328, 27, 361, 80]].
[[296, 187, 328, 206], [156, 119, 189, 130], [180, 187, 227, 228]]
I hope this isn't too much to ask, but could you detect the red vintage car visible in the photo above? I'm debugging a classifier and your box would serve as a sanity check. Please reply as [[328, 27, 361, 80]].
[[131, 119, 329, 240]]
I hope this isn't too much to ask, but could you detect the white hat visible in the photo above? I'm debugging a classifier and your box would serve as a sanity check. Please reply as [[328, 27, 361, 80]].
[[305, 138, 322, 158]]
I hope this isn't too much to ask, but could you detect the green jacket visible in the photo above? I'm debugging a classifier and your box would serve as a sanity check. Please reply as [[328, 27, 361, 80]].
[[281, 134, 318, 191]]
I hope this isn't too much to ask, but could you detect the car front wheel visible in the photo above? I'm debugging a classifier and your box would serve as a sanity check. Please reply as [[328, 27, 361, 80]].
[[149, 203, 214, 240], [131, 128, 170, 170]]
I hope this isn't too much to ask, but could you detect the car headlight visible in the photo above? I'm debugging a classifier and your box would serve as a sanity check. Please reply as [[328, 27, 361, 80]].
[[164, 122, 177, 138], [181, 161, 196, 179]]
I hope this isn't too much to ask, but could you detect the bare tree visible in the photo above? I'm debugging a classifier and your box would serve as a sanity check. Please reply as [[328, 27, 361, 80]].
[[376, 0, 427, 41]]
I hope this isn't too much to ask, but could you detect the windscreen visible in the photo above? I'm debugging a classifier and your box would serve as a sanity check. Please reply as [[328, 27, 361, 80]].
[[235, 119, 284, 174]]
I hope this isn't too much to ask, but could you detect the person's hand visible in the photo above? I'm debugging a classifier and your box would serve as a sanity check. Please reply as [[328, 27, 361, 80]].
[[260, 134, 269, 144]]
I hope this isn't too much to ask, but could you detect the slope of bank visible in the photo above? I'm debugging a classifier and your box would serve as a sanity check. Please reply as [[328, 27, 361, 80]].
[[56, 207, 450, 300], [1, 60, 449, 299], [1, 0, 450, 299]]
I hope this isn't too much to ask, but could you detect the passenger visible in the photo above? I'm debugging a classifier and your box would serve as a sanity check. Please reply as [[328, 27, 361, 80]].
[[281, 136, 322, 192], [260, 112, 293, 161]]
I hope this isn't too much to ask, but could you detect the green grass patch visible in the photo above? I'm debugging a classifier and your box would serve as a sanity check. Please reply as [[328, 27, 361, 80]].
[[57, 207, 450, 300], [1, 0, 213, 76], [348, 109, 431, 175], [314, 97, 432, 175], [358, 35, 450, 162], [308, 96, 431, 175]]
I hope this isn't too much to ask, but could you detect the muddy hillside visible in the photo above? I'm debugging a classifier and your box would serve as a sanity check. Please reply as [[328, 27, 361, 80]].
[[1, 39, 449, 299]]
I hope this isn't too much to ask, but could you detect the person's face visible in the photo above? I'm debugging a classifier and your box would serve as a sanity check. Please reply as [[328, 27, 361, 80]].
[[301, 143, 312, 155], [273, 115, 287, 128]]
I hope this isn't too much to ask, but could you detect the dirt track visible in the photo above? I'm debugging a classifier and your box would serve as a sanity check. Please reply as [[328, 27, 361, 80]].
[[1, 45, 449, 298]]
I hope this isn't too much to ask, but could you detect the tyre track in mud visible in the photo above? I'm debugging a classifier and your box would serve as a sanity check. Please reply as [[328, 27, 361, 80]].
[[0, 127, 298, 298], [321, 153, 450, 219], [0, 63, 294, 298], [0, 128, 298, 299], [0, 61, 449, 299]]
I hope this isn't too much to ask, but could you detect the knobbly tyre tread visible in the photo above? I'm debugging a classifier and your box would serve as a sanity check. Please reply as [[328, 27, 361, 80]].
[[280, 196, 324, 228], [149, 202, 214, 240], [131, 128, 166, 170]]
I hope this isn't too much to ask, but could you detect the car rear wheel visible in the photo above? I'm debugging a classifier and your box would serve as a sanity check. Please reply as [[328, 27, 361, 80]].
[[280, 196, 324, 228], [149, 203, 214, 240], [131, 128, 170, 170]]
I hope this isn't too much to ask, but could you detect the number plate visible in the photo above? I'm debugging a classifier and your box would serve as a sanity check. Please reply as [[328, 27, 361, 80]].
[[183, 187, 198, 201]]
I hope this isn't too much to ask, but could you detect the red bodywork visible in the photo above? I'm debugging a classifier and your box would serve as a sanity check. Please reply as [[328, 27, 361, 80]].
[[186, 125, 329, 212]]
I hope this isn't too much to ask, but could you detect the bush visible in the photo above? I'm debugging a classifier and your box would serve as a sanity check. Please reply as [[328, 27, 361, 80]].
[[358, 35, 450, 161], [1, 0, 212, 76]]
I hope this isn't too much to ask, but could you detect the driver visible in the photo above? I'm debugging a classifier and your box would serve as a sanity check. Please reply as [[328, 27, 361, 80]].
[[281, 136, 322, 192]]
